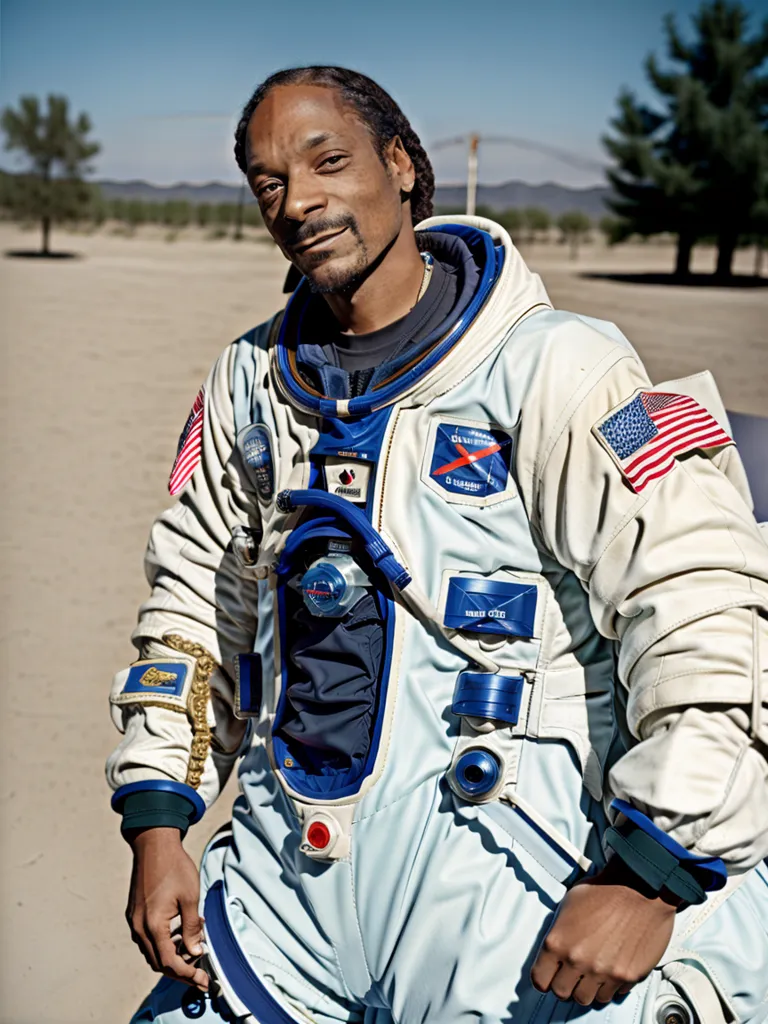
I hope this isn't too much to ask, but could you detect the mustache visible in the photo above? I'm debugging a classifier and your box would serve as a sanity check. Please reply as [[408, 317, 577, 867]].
[[284, 213, 359, 252]]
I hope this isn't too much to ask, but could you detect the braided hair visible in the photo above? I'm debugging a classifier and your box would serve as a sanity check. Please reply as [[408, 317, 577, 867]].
[[234, 66, 435, 225]]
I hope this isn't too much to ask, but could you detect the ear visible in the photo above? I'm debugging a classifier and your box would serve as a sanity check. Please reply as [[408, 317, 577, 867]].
[[385, 135, 415, 194]]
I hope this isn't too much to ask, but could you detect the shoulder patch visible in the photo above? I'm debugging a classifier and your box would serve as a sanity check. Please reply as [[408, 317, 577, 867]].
[[169, 387, 205, 495], [593, 390, 733, 493], [237, 423, 274, 503]]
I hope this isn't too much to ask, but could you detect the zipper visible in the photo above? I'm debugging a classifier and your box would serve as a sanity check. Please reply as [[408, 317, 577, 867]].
[[376, 406, 401, 533]]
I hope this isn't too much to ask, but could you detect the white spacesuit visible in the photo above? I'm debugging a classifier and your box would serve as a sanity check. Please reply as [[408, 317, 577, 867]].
[[108, 217, 768, 1024]]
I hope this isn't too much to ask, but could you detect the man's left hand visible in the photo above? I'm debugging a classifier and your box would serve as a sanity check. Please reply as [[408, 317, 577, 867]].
[[530, 859, 678, 1006]]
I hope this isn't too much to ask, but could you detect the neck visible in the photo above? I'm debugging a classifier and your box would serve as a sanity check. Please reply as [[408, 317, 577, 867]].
[[322, 223, 425, 335]]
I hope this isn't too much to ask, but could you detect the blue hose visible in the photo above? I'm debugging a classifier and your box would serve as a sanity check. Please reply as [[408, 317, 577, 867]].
[[277, 489, 411, 591]]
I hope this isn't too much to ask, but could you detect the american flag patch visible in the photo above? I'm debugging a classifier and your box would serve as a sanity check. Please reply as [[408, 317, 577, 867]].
[[169, 387, 205, 495], [594, 391, 733, 493]]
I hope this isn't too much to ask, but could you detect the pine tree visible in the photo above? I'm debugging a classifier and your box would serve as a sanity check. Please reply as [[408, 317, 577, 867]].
[[1, 95, 100, 254], [604, 1, 768, 279]]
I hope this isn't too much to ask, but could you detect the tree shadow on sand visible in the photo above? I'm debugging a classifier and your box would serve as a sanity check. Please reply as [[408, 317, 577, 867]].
[[4, 249, 82, 260], [580, 271, 768, 289]]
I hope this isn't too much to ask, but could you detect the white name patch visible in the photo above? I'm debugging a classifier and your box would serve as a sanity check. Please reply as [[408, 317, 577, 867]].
[[324, 458, 372, 504]]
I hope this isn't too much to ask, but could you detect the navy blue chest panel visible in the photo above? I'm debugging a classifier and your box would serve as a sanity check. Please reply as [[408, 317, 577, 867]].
[[268, 407, 395, 799]]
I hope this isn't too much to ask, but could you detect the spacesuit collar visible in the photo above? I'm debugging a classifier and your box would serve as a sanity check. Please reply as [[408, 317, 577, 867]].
[[272, 215, 552, 419]]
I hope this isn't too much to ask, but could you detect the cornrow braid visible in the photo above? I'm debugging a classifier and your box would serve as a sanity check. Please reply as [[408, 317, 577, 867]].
[[234, 66, 435, 226]]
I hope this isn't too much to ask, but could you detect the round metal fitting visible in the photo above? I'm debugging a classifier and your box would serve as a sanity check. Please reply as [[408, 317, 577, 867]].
[[300, 561, 348, 616], [454, 749, 501, 798], [656, 1001, 693, 1024]]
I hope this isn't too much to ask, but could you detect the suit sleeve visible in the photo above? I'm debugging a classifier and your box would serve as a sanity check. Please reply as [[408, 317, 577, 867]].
[[106, 340, 262, 812], [516, 320, 768, 872]]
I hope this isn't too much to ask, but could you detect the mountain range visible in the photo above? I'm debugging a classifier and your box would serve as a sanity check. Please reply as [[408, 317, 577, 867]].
[[96, 178, 612, 218]]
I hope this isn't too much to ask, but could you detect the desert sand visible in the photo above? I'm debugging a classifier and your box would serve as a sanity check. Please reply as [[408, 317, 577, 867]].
[[0, 222, 765, 1024]]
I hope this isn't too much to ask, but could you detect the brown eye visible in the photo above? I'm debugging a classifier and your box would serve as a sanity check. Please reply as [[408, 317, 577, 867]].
[[319, 154, 347, 169], [257, 181, 282, 199]]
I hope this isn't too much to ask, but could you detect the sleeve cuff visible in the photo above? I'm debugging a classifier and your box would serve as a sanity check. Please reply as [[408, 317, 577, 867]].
[[111, 780, 206, 837], [611, 799, 728, 890], [606, 799, 728, 906], [119, 791, 197, 838]]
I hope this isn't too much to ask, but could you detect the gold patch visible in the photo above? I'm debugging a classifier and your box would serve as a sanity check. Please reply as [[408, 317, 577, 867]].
[[140, 666, 178, 687]]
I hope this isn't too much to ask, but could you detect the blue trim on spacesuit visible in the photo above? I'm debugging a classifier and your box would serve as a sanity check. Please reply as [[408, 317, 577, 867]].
[[111, 780, 206, 823], [275, 225, 503, 416], [309, 405, 393, 518], [612, 799, 728, 890], [204, 881, 300, 1023]]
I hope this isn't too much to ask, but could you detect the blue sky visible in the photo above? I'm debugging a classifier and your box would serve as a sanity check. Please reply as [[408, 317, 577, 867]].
[[1, 0, 766, 188]]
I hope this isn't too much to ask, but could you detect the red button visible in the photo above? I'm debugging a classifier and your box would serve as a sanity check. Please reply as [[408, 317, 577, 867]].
[[306, 821, 331, 850]]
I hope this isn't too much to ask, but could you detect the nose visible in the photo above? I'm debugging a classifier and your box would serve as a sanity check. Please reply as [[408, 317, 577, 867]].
[[281, 168, 326, 225]]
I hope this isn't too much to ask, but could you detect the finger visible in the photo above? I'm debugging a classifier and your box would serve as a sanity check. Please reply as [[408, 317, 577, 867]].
[[550, 963, 585, 1002], [131, 920, 162, 973], [596, 980, 623, 1004], [530, 949, 560, 992], [155, 929, 205, 985], [572, 975, 602, 1007], [180, 898, 204, 958], [145, 913, 188, 979]]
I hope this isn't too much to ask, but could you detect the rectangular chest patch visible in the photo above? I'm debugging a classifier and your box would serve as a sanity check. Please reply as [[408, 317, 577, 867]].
[[594, 391, 733, 493], [430, 423, 513, 498], [444, 576, 538, 637], [324, 457, 371, 504]]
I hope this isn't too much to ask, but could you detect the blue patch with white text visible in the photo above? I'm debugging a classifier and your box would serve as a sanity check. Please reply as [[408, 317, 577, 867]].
[[430, 423, 513, 497], [122, 662, 189, 697], [444, 577, 538, 636]]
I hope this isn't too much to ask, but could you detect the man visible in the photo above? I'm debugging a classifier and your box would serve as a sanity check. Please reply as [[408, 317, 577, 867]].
[[108, 67, 768, 1024]]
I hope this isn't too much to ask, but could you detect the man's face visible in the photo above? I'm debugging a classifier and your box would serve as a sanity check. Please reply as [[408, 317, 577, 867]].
[[245, 84, 411, 294]]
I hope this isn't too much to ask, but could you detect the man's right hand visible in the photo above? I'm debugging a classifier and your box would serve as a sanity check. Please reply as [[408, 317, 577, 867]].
[[126, 827, 209, 991]]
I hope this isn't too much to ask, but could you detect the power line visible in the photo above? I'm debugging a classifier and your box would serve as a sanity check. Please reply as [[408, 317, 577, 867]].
[[429, 133, 606, 214]]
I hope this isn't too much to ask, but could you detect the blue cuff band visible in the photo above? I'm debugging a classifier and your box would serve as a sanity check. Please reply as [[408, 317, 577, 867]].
[[611, 799, 727, 892], [111, 780, 206, 824]]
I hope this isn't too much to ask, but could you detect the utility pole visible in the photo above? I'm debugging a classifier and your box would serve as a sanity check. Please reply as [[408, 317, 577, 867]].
[[466, 134, 479, 216]]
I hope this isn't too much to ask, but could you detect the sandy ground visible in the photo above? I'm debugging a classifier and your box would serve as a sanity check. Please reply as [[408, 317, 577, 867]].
[[0, 222, 766, 1024]]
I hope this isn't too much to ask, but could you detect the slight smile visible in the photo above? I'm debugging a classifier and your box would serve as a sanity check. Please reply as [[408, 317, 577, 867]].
[[294, 227, 348, 255]]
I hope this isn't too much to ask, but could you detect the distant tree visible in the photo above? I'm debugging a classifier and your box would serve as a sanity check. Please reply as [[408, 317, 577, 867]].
[[598, 215, 624, 245], [604, 1, 768, 280], [160, 200, 191, 231], [557, 211, 592, 259], [88, 192, 108, 228], [0, 169, 15, 216], [196, 203, 212, 229], [746, 198, 768, 276], [214, 203, 235, 228], [496, 207, 524, 240], [242, 203, 264, 229], [473, 203, 498, 220], [110, 197, 126, 222], [522, 207, 551, 245], [124, 199, 147, 233], [0, 94, 100, 253]]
